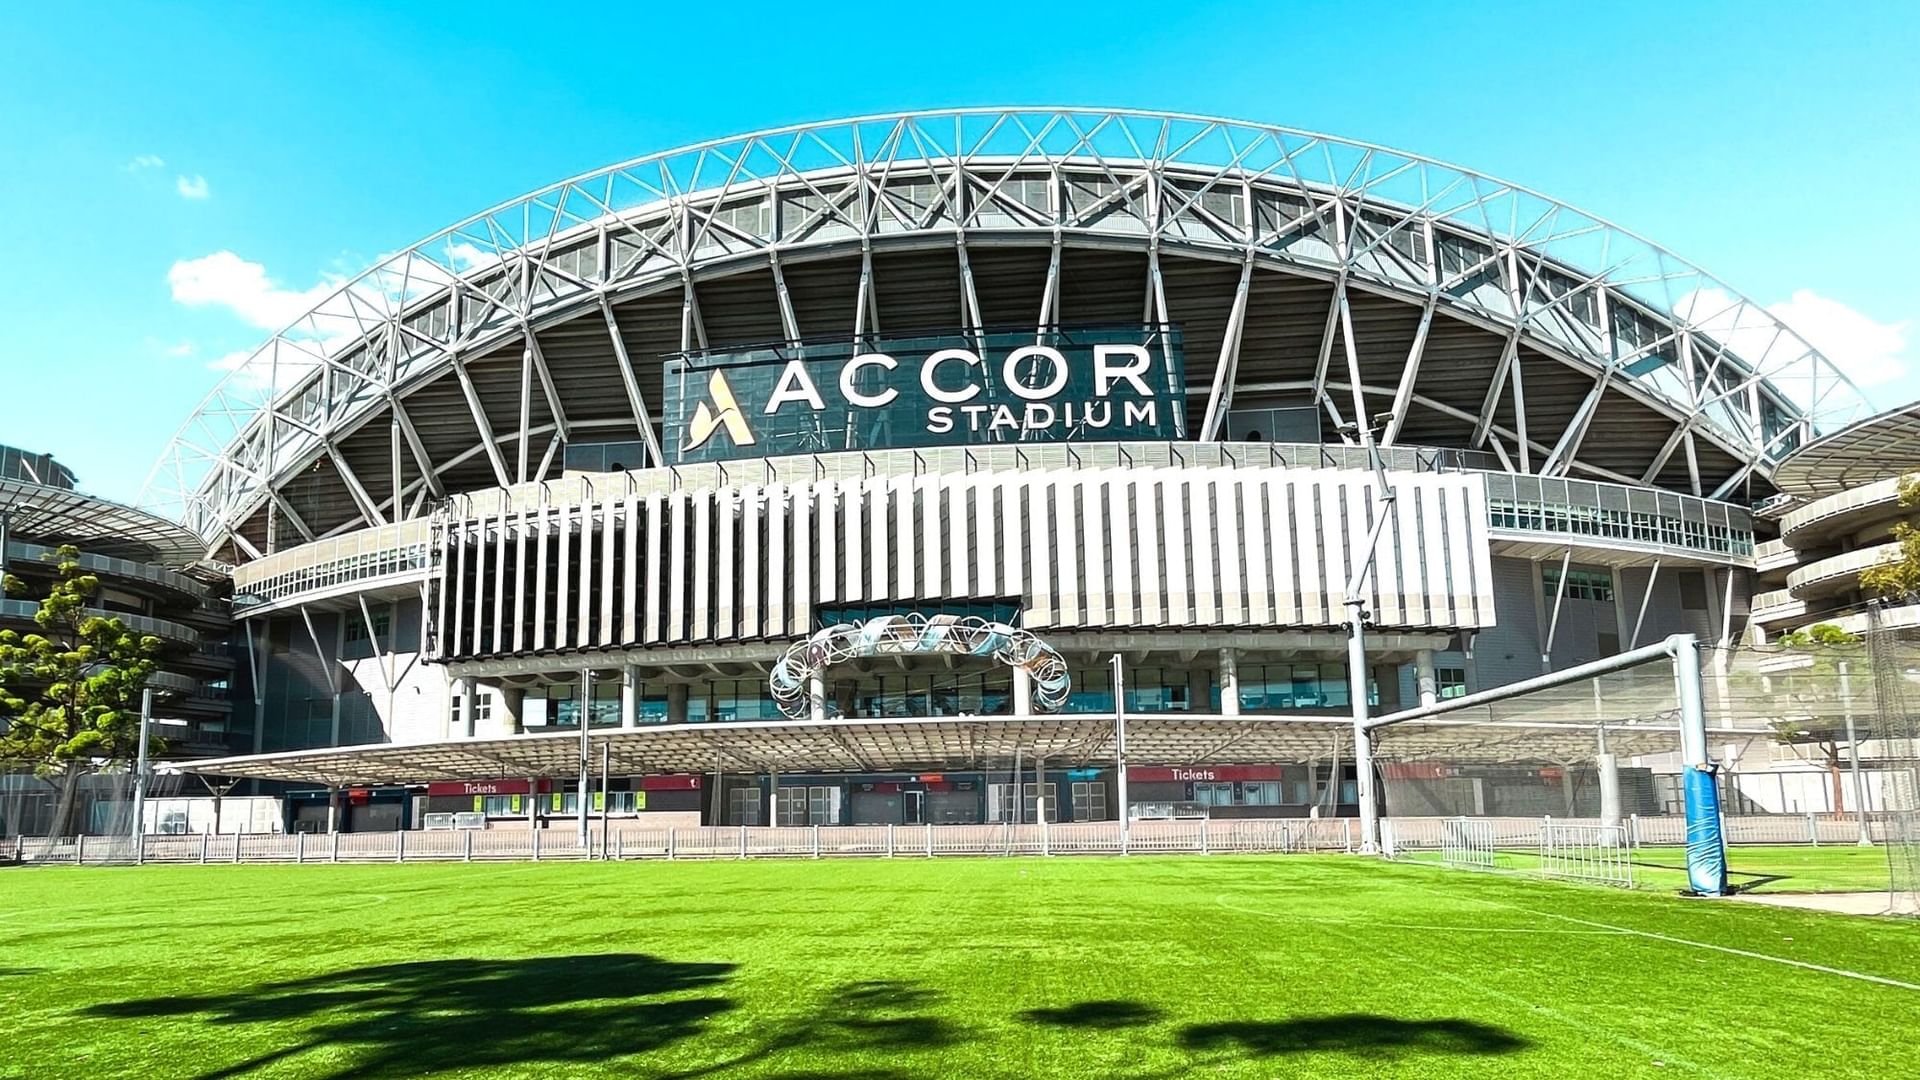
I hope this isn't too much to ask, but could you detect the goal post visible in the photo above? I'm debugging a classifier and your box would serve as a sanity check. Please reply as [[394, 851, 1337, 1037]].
[[1361, 633, 1728, 896]]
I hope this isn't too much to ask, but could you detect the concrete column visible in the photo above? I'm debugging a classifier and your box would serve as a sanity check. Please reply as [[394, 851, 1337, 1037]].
[[667, 683, 689, 724], [1187, 666, 1210, 713], [1414, 649, 1439, 709], [527, 777, 539, 831], [1217, 648, 1240, 717], [502, 687, 525, 734], [459, 675, 478, 738], [768, 769, 779, 826], [809, 671, 827, 723], [621, 665, 639, 728], [578, 669, 593, 846], [1035, 754, 1047, 823], [1012, 665, 1033, 716]]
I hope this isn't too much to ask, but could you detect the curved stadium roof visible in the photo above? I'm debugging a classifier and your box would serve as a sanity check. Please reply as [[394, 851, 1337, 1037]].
[[139, 108, 1868, 560]]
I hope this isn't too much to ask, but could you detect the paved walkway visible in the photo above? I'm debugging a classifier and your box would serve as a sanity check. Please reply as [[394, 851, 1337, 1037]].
[[1732, 891, 1919, 916]]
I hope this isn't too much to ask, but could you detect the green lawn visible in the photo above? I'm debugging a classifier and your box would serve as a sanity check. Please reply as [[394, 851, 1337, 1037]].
[[1397, 843, 1899, 895], [3, 855, 1917, 1079]]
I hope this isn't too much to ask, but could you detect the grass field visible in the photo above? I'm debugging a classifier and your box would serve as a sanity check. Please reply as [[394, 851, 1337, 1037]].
[[4, 851, 1917, 1079]]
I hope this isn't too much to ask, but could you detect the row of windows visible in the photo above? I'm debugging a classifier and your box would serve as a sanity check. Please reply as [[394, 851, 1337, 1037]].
[[1490, 499, 1752, 556], [477, 791, 644, 817], [246, 544, 429, 604], [1542, 566, 1617, 603]]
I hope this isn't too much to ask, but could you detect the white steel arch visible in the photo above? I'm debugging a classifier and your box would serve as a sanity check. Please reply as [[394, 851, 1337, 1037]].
[[140, 108, 1867, 556]]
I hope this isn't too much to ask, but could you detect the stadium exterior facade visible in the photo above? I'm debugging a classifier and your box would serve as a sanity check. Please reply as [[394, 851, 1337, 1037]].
[[0, 446, 233, 834], [141, 109, 1872, 832]]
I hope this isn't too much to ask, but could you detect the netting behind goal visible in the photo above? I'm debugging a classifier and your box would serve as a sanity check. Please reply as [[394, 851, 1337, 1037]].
[[1373, 648, 1682, 888], [1866, 608, 1920, 916]]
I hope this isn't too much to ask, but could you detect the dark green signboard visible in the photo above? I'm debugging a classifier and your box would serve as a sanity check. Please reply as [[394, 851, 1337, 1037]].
[[664, 324, 1185, 464]]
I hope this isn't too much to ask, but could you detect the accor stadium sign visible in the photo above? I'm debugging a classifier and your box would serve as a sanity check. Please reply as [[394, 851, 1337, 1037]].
[[664, 324, 1186, 463]]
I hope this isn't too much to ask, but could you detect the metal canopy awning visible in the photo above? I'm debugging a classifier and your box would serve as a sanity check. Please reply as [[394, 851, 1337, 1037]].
[[163, 712, 1724, 788]]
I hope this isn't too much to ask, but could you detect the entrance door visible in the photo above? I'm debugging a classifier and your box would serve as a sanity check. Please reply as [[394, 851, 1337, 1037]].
[[903, 790, 925, 825]]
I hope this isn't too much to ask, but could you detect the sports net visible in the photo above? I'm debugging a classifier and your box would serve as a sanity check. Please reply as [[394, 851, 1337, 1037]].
[[1376, 631, 1920, 910], [1374, 646, 1683, 889], [1864, 607, 1920, 916]]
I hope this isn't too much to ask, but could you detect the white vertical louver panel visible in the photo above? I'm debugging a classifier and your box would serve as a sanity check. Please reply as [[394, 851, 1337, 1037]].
[[575, 501, 595, 648], [1266, 476, 1296, 625], [870, 480, 892, 601], [534, 506, 551, 651], [513, 506, 530, 653], [692, 493, 714, 641], [1294, 478, 1323, 625], [1081, 474, 1108, 626], [600, 498, 617, 646], [1108, 476, 1134, 627], [766, 484, 788, 638], [1189, 477, 1217, 625], [1026, 477, 1053, 626], [666, 492, 689, 642], [451, 520, 468, 657], [621, 495, 640, 645], [1372, 479, 1405, 627], [947, 479, 970, 597], [1242, 477, 1270, 626], [467, 515, 485, 655], [893, 476, 915, 599], [1465, 477, 1497, 625], [492, 506, 508, 654], [919, 476, 942, 599], [1216, 475, 1244, 625], [791, 483, 813, 633], [714, 487, 737, 643], [1054, 476, 1080, 626], [812, 481, 835, 604], [1161, 477, 1188, 625], [998, 477, 1024, 598], [841, 479, 862, 602], [742, 484, 763, 638], [1134, 477, 1161, 625], [1338, 478, 1369, 620], [556, 503, 574, 649], [643, 492, 665, 644]]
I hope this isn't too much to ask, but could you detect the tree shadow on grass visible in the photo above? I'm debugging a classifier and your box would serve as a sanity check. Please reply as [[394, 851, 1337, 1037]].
[[1180, 1014, 1528, 1059], [86, 953, 735, 1079], [1020, 1000, 1164, 1029]]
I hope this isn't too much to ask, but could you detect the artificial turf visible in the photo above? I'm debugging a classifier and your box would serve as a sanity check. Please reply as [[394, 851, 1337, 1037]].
[[3, 853, 1916, 1079]]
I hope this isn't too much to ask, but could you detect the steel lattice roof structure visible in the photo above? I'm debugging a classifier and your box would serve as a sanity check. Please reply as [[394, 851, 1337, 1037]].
[[140, 108, 1867, 560]]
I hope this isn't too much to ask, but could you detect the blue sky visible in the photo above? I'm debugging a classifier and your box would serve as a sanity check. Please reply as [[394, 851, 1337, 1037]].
[[2, 1, 1916, 504]]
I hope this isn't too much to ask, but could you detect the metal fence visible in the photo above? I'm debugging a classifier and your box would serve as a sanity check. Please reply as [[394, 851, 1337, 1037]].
[[1539, 823, 1635, 889], [1383, 813, 1891, 853], [7, 817, 1361, 866]]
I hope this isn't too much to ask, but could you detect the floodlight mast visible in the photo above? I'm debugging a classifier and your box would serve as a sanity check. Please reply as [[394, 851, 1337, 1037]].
[[1343, 420, 1397, 856]]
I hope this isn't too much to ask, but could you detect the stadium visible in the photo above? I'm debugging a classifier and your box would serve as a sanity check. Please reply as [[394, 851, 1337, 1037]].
[[9, 105, 1920, 1080], [119, 107, 1891, 842]]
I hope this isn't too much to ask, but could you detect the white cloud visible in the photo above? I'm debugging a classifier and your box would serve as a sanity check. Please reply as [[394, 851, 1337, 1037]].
[[1675, 286, 1910, 391], [123, 154, 166, 172], [167, 251, 336, 331], [175, 174, 210, 200], [1765, 289, 1909, 388]]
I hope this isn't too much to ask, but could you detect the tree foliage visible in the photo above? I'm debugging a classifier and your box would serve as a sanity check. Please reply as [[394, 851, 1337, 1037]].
[[0, 546, 162, 774], [1858, 472, 1920, 601], [1765, 623, 1864, 811]]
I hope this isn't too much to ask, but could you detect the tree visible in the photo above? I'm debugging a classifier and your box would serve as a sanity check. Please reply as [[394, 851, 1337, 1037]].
[[0, 546, 162, 837], [1859, 473, 1920, 601], [1765, 623, 1864, 812]]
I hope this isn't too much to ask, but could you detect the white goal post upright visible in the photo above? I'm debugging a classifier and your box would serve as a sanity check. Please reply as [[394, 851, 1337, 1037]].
[[1360, 632, 1729, 896]]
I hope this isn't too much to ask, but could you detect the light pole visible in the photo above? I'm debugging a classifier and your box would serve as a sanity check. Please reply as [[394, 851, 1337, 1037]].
[[131, 687, 154, 862], [1343, 422, 1397, 855]]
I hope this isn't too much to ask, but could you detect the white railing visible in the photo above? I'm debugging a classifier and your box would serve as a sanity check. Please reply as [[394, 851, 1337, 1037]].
[[10, 813, 1890, 866], [12, 817, 1361, 865]]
